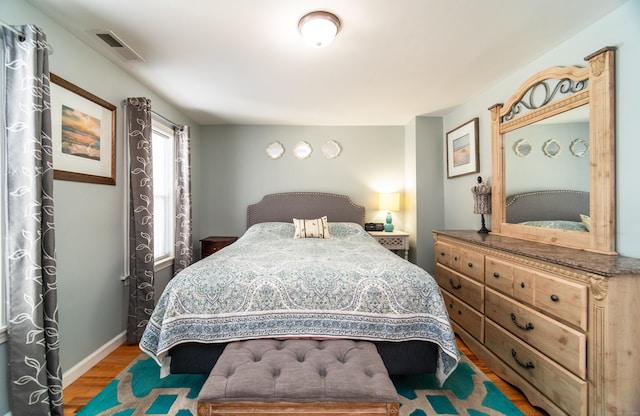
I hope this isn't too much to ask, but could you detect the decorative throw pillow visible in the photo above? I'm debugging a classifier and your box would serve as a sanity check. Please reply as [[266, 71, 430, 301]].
[[580, 214, 591, 231], [293, 216, 330, 239]]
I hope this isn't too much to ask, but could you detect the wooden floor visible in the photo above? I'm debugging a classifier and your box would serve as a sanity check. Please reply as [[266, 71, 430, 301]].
[[62, 337, 548, 415]]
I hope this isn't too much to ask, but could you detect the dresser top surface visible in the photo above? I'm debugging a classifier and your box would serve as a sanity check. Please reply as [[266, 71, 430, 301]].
[[433, 230, 640, 277]]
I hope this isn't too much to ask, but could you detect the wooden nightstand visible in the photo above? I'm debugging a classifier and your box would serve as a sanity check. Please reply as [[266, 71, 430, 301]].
[[368, 230, 409, 260], [200, 236, 238, 258]]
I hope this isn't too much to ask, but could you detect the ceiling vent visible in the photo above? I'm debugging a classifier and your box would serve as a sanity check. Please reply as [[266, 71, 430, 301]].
[[94, 30, 144, 62]]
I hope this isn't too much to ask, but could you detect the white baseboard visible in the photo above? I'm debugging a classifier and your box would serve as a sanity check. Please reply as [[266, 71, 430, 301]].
[[62, 331, 127, 389]]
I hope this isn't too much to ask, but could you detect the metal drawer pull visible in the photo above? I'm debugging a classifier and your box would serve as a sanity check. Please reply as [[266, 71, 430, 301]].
[[511, 349, 535, 369], [449, 278, 462, 290], [493, 272, 500, 278], [520, 282, 525, 288], [467, 262, 473, 268], [550, 294, 559, 302], [511, 313, 534, 331]]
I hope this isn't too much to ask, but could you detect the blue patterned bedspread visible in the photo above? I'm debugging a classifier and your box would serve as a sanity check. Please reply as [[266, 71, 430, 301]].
[[140, 222, 459, 383]]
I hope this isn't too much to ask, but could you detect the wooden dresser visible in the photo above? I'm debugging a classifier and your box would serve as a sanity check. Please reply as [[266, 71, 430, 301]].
[[433, 230, 640, 416]]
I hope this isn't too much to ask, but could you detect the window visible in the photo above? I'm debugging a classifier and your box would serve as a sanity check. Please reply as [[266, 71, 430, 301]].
[[152, 120, 175, 269]]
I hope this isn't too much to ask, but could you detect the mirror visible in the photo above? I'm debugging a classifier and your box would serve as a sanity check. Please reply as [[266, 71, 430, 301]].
[[293, 141, 312, 160], [322, 140, 342, 159], [265, 141, 285, 159], [570, 139, 589, 158], [513, 139, 532, 157], [490, 47, 616, 254], [542, 139, 562, 158], [505, 106, 590, 199]]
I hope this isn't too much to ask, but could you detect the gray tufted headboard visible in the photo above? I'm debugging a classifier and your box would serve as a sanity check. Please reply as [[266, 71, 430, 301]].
[[505, 190, 590, 224], [247, 192, 365, 229]]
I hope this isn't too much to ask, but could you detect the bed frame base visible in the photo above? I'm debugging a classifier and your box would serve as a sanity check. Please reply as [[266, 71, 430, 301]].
[[170, 340, 438, 376]]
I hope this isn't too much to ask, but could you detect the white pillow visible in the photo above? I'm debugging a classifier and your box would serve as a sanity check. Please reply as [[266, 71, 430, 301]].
[[293, 216, 330, 239], [580, 214, 591, 231]]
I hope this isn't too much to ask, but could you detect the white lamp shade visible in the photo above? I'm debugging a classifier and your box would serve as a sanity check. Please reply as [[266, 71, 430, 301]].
[[299, 11, 340, 48], [379, 192, 400, 212]]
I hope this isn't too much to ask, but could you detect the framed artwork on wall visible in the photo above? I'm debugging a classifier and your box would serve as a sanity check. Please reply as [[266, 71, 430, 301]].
[[50, 73, 116, 185], [446, 117, 479, 178]]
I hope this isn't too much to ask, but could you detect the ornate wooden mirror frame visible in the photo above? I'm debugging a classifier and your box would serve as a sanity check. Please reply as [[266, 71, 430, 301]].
[[489, 47, 616, 254]]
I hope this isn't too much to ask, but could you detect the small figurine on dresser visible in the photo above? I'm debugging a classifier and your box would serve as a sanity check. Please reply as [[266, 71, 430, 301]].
[[471, 176, 491, 234]]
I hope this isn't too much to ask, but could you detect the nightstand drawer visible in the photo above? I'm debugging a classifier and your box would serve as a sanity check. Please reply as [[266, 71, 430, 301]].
[[369, 231, 409, 260], [200, 236, 238, 258]]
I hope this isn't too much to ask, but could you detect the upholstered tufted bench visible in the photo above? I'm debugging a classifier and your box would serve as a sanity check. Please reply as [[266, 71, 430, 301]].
[[197, 339, 399, 415]]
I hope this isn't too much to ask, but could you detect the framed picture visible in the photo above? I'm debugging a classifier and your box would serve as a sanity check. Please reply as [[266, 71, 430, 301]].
[[50, 73, 116, 185], [446, 118, 479, 178]]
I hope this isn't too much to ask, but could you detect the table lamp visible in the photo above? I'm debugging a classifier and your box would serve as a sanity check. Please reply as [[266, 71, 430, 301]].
[[379, 192, 400, 232]]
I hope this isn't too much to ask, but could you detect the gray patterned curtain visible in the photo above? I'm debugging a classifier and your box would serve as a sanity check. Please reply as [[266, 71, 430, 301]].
[[125, 97, 154, 344], [2, 25, 63, 415], [173, 125, 192, 275]]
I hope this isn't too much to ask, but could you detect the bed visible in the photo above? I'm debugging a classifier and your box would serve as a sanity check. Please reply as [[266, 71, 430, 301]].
[[139, 192, 459, 384], [505, 189, 590, 231]]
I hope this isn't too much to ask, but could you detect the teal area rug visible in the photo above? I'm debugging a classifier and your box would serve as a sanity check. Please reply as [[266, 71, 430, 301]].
[[77, 352, 523, 415]]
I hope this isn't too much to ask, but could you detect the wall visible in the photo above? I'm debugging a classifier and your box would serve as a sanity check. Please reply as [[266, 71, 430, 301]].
[[197, 125, 406, 256], [403, 117, 444, 272], [441, 0, 640, 258], [0, 0, 201, 413]]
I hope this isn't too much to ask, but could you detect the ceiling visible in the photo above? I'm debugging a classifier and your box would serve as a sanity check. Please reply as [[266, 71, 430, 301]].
[[27, 0, 626, 126]]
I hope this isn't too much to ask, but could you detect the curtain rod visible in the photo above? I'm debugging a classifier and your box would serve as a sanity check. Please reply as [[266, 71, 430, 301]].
[[0, 19, 54, 54], [152, 110, 182, 129], [122, 99, 182, 128]]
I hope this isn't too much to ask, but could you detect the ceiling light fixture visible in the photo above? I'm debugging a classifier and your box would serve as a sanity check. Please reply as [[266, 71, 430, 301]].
[[298, 11, 340, 48]]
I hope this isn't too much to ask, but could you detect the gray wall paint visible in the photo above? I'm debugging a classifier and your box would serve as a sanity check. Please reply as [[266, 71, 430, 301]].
[[196, 125, 406, 255], [442, 1, 640, 258], [1, 1, 200, 412], [403, 117, 445, 273], [415, 117, 445, 273]]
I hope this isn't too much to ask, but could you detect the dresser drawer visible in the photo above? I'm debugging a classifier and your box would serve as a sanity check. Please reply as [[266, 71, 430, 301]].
[[434, 241, 449, 264], [485, 288, 586, 378], [434, 242, 457, 269], [512, 266, 535, 305], [534, 272, 587, 330], [441, 290, 484, 342], [459, 248, 484, 282], [435, 264, 484, 312], [487, 257, 588, 330], [435, 242, 484, 282], [485, 256, 514, 294], [485, 321, 587, 416]]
